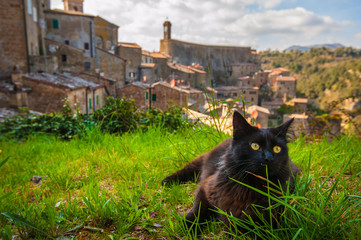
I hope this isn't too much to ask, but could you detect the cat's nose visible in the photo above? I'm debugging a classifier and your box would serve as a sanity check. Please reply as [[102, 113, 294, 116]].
[[264, 151, 274, 162]]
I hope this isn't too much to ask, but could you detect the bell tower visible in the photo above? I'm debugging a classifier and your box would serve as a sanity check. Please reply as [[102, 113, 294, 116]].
[[63, 0, 84, 12], [163, 21, 171, 40]]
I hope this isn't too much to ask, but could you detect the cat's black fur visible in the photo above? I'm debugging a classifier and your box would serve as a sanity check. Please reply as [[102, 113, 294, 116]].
[[162, 111, 300, 226]]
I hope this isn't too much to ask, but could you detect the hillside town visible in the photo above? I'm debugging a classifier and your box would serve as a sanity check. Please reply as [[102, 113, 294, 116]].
[[0, 0, 310, 135]]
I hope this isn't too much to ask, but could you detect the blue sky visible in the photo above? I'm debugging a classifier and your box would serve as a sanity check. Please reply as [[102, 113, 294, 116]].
[[51, 0, 361, 52]]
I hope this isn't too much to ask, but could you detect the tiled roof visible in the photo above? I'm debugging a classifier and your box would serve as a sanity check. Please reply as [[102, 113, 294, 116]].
[[167, 62, 194, 74], [47, 9, 95, 17], [276, 76, 296, 82], [23, 73, 102, 90], [293, 98, 308, 104], [246, 105, 270, 115], [118, 42, 141, 49], [141, 63, 156, 68], [151, 52, 170, 59]]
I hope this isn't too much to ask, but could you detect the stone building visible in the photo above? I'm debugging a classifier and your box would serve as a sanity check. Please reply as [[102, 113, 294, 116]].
[[166, 62, 207, 89], [96, 47, 126, 90], [268, 67, 291, 86], [228, 62, 259, 84], [140, 51, 172, 83], [94, 16, 119, 51], [159, 21, 258, 85], [22, 72, 106, 113], [274, 76, 297, 99], [246, 105, 271, 128], [63, 0, 84, 12], [118, 81, 205, 111], [0, 0, 49, 74], [284, 113, 309, 137], [214, 85, 259, 106], [116, 42, 142, 83], [44, 8, 96, 58]]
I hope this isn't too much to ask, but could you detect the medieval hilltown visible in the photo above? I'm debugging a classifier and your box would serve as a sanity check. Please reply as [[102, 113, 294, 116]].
[[0, 0, 360, 239]]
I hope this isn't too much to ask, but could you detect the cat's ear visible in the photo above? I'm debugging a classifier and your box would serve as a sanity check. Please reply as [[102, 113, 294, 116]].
[[233, 111, 254, 139], [272, 118, 294, 138]]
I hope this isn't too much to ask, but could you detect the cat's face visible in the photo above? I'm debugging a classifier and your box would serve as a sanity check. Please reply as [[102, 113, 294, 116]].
[[230, 111, 293, 177]]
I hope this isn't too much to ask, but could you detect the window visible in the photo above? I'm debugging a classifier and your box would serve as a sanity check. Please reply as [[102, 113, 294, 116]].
[[96, 95, 99, 105], [33, 7, 37, 22], [129, 72, 136, 78], [61, 54, 67, 62], [250, 91, 256, 95], [52, 19, 59, 29], [84, 43, 90, 50], [145, 92, 149, 100], [64, 40, 70, 45], [152, 94, 157, 101], [85, 62, 91, 69], [27, 0, 32, 14], [89, 98, 92, 109]]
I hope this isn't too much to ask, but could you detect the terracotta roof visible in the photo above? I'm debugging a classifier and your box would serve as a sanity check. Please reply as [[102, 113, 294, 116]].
[[117, 42, 141, 49], [141, 63, 156, 68], [246, 105, 270, 115], [142, 50, 152, 56], [276, 76, 296, 82], [272, 67, 290, 72], [23, 73, 102, 90], [188, 66, 206, 74], [46, 9, 95, 17], [151, 52, 170, 59], [242, 86, 259, 90], [167, 62, 194, 74], [293, 98, 308, 104], [153, 82, 202, 94]]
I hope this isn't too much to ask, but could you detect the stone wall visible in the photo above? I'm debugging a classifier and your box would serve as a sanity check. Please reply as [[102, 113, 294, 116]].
[[44, 10, 95, 58], [96, 47, 125, 89], [45, 39, 89, 73], [29, 55, 58, 73], [22, 76, 68, 113], [116, 44, 141, 83], [118, 84, 148, 110], [160, 38, 254, 85], [0, 0, 28, 73], [94, 16, 118, 51]]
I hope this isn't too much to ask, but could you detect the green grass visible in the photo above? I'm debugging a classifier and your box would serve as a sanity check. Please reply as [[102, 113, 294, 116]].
[[0, 126, 360, 239]]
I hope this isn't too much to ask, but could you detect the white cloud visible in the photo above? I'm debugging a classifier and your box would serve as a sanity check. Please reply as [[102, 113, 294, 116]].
[[50, 0, 357, 51]]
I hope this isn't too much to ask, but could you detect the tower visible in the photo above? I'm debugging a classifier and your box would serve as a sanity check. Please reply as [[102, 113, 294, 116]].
[[63, 0, 84, 12], [163, 21, 171, 40]]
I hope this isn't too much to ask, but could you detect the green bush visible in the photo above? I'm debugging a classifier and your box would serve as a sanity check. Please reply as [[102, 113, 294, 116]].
[[0, 97, 190, 140]]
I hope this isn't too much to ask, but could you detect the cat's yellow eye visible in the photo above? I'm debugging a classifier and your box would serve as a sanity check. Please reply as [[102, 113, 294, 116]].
[[273, 146, 281, 153], [251, 143, 260, 151]]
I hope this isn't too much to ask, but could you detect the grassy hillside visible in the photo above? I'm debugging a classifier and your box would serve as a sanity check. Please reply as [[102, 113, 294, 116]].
[[0, 126, 360, 239], [260, 47, 361, 110]]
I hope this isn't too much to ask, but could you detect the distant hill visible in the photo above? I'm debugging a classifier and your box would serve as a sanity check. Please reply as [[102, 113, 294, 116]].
[[284, 43, 344, 52]]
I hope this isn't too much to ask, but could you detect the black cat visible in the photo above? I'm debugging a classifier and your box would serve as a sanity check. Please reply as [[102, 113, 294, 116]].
[[162, 111, 300, 226]]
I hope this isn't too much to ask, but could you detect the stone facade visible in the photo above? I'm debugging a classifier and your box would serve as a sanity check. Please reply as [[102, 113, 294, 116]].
[[118, 82, 149, 110], [119, 81, 205, 111], [22, 72, 106, 113], [94, 16, 118, 51], [274, 76, 297, 99], [63, 0, 84, 12], [246, 105, 270, 128], [96, 47, 126, 90], [116, 42, 142, 83], [44, 9, 96, 58]]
